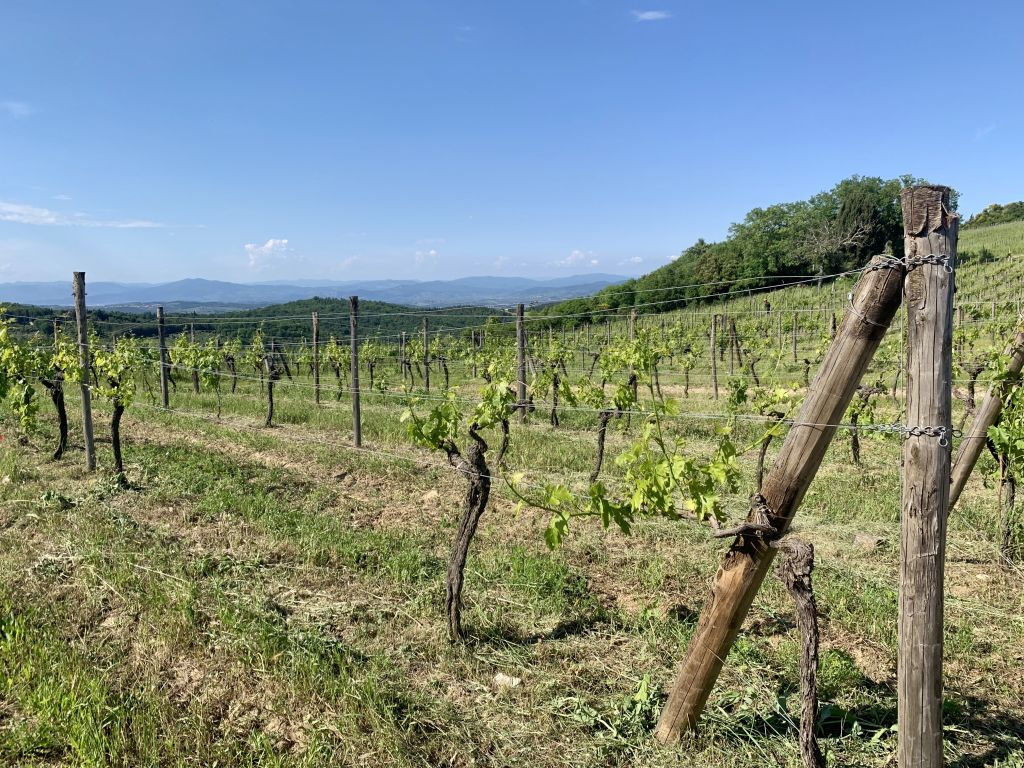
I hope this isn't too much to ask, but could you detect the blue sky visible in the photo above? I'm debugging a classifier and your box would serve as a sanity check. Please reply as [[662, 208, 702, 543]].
[[1, 1, 1021, 284]]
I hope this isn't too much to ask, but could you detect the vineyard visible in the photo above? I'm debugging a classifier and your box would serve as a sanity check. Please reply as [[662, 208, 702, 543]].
[[2, 199, 1024, 767]]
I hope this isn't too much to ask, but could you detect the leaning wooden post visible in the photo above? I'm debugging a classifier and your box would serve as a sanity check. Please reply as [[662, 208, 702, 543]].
[[71, 272, 96, 471], [949, 319, 1024, 508], [312, 311, 320, 405], [349, 296, 362, 448], [897, 184, 956, 768], [156, 305, 169, 408], [516, 304, 527, 422], [654, 254, 904, 742]]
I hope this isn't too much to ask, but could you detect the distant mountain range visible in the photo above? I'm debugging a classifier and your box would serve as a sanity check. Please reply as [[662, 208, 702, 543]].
[[0, 274, 626, 312]]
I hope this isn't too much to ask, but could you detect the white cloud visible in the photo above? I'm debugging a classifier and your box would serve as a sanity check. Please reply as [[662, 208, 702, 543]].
[[338, 255, 358, 270], [245, 238, 291, 269], [414, 248, 438, 266], [52, 194, 72, 201], [630, 256, 643, 263], [632, 10, 671, 21], [0, 101, 33, 119], [0, 200, 165, 228], [558, 249, 600, 268]]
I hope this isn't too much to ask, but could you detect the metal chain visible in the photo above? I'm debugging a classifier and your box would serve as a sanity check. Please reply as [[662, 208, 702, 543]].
[[865, 423, 961, 447], [861, 253, 952, 274]]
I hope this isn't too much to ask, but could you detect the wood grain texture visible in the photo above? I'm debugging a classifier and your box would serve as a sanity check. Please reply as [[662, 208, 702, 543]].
[[654, 254, 905, 742], [898, 185, 956, 768]]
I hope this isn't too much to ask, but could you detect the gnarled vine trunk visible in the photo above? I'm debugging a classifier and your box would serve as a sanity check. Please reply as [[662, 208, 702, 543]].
[[41, 377, 68, 460], [443, 426, 495, 642], [111, 396, 126, 486], [590, 408, 616, 482], [772, 538, 824, 768], [550, 372, 560, 427], [265, 360, 280, 427]]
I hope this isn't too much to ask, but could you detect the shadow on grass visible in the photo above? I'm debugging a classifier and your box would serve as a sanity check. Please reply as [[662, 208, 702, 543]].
[[711, 672, 1024, 768]]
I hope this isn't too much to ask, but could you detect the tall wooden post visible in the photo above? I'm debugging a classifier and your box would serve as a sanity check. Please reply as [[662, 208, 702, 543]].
[[898, 186, 956, 768], [516, 304, 526, 422], [422, 317, 430, 392], [629, 308, 636, 341], [709, 316, 718, 400], [190, 323, 200, 393], [792, 315, 798, 363], [950, 320, 1024, 508], [312, 311, 320, 405], [157, 305, 169, 408], [655, 254, 905, 741], [349, 297, 361, 448], [72, 272, 96, 471], [400, 332, 407, 383]]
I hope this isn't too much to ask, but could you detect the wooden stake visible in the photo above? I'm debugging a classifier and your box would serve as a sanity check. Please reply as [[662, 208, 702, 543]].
[[312, 311, 320, 405], [654, 254, 904, 741], [422, 317, 430, 393], [349, 296, 361, 448], [72, 272, 96, 471], [898, 185, 956, 768], [516, 304, 526, 422], [157, 306, 169, 408], [950, 320, 1024, 508], [709, 316, 718, 400], [190, 323, 200, 393]]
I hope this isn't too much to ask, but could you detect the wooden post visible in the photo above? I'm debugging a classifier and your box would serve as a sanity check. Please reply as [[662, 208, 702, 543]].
[[157, 306, 169, 408], [71, 272, 96, 471], [516, 304, 526, 422], [792, 315, 798, 363], [709, 316, 718, 400], [629, 308, 636, 341], [422, 317, 430, 392], [400, 332, 407, 383], [950, 320, 1024, 508], [312, 311, 320, 405], [654, 254, 904, 741], [349, 297, 361, 448], [897, 184, 956, 768], [190, 323, 200, 393]]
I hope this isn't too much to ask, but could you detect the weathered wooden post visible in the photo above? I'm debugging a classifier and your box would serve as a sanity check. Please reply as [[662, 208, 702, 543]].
[[157, 305, 169, 408], [190, 323, 200, 393], [950, 320, 1024, 508], [312, 311, 320, 404], [71, 272, 96, 471], [897, 184, 956, 768], [422, 317, 430, 392], [709, 316, 718, 400], [349, 297, 362, 448], [792, 315, 798, 363], [654, 254, 904, 741], [629, 308, 636, 341], [516, 304, 527, 422]]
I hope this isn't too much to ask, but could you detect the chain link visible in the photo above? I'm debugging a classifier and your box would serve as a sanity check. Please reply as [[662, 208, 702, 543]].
[[865, 423, 961, 447], [862, 253, 952, 274]]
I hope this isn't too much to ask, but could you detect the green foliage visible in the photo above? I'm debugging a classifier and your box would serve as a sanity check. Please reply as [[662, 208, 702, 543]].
[[965, 202, 1024, 229], [92, 336, 144, 407]]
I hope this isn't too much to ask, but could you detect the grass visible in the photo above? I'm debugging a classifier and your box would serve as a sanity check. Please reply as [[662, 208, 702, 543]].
[[2, 359, 1023, 767], [2, 233, 1024, 765]]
